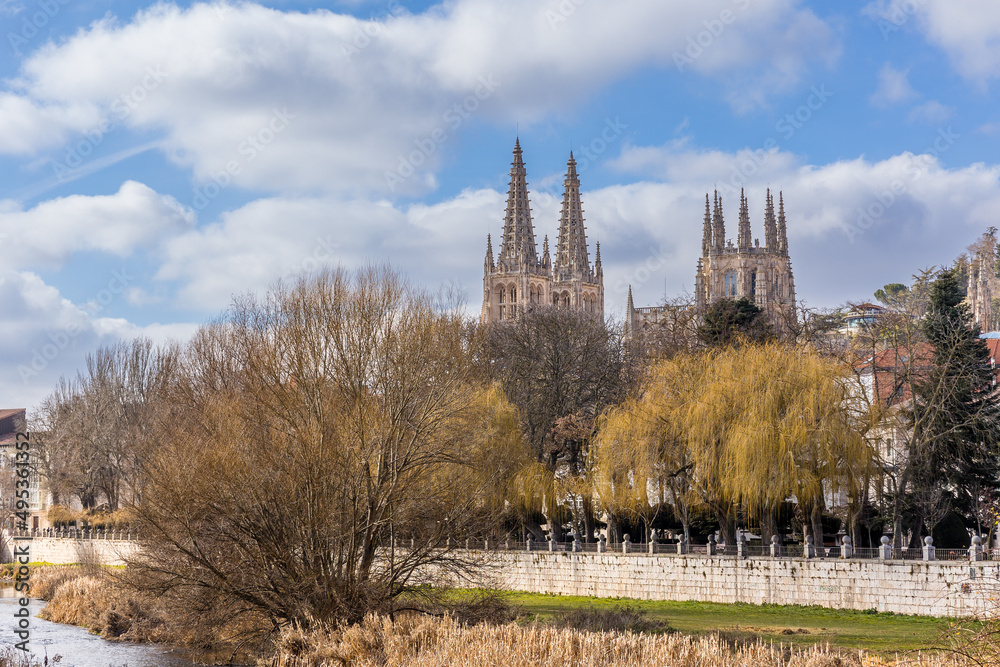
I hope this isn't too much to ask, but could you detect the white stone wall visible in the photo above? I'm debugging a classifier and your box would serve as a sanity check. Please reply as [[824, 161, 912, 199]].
[[484, 552, 1000, 618], [11, 539, 999, 618], [5, 537, 140, 566]]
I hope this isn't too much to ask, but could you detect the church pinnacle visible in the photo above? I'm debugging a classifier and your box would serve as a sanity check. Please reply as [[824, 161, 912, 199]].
[[555, 151, 590, 275], [764, 189, 778, 250], [712, 190, 726, 252], [777, 191, 788, 256], [738, 188, 751, 250], [702, 193, 712, 256], [498, 139, 538, 268]]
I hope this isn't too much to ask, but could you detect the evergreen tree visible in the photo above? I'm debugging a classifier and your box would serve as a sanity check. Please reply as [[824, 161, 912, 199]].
[[696, 297, 773, 348], [909, 268, 1000, 539]]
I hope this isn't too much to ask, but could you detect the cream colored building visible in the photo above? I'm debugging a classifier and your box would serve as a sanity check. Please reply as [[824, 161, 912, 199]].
[[628, 189, 797, 334], [482, 140, 603, 323]]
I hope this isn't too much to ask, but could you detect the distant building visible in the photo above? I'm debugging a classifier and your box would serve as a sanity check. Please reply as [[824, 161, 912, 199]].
[[628, 189, 797, 335], [481, 140, 604, 323], [842, 303, 887, 335], [0, 408, 49, 531]]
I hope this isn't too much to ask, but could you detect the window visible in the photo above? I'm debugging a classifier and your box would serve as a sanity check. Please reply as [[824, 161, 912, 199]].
[[724, 271, 737, 297], [750, 271, 757, 297]]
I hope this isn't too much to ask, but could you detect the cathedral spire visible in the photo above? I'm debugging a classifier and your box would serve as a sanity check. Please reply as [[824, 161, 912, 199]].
[[555, 151, 590, 275], [594, 241, 603, 278], [763, 189, 778, 250], [712, 190, 726, 251], [627, 284, 634, 311], [542, 234, 551, 268], [498, 138, 538, 267], [777, 191, 788, 256], [738, 188, 751, 250], [484, 233, 495, 272], [702, 193, 712, 257]]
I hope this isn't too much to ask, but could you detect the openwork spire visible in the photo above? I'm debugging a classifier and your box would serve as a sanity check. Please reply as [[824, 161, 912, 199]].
[[702, 193, 712, 257], [484, 233, 495, 271], [777, 191, 789, 256], [498, 139, 538, 266], [555, 152, 590, 274], [764, 188, 778, 250], [712, 190, 726, 251], [737, 188, 751, 250]]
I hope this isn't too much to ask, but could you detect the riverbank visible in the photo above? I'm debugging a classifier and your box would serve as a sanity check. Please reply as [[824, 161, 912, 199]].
[[15, 567, 997, 666]]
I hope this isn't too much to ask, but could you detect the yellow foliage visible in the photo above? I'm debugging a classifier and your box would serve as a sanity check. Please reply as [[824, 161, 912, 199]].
[[593, 343, 873, 519]]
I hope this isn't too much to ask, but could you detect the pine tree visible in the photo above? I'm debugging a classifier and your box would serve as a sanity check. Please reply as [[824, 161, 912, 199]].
[[909, 267, 1000, 540]]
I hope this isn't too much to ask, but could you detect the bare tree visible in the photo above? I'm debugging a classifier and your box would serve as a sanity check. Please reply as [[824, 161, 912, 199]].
[[483, 307, 636, 542], [123, 266, 526, 641], [34, 339, 179, 515]]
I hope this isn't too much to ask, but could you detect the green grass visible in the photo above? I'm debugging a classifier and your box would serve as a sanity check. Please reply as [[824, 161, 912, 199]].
[[503, 592, 963, 652]]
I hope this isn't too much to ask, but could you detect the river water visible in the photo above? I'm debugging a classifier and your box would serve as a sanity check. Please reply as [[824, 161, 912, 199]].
[[0, 592, 197, 667]]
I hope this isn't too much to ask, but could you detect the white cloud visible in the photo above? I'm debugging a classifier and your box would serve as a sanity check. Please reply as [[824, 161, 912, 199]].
[[907, 100, 954, 124], [0, 0, 838, 195], [0, 268, 196, 411], [864, 1, 1000, 86], [870, 63, 917, 107], [0, 181, 194, 269], [143, 137, 1000, 321]]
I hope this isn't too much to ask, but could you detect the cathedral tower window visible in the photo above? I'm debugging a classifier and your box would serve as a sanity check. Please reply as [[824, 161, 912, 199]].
[[724, 271, 737, 297]]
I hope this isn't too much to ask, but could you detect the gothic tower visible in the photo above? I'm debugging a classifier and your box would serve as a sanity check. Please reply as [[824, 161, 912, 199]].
[[630, 188, 797, 336], [482, 141, 603, 323], [693, 188, 796, 324]]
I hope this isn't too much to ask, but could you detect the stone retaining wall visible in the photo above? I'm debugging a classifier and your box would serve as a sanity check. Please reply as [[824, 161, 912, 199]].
[[487, 552, 1000, 617], [9, 537, 998, 617], [2, 536, 140, 566]]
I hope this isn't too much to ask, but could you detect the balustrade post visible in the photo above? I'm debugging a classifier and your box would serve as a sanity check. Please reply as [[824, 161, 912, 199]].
[[922, 536, 936, 561], [803, 535, 816, 559], [970, 535, 985, 562], [770, 535, 782, 558], [879, 535, 892, 560]]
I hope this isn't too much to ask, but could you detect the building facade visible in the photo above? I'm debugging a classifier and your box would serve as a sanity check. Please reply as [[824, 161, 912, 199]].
[[628, 189, 797, 334], [482, 140, 604, 323]]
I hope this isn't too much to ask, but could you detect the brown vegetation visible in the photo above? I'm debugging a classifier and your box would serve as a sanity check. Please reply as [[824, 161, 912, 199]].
[[262, 614, 969, 667]]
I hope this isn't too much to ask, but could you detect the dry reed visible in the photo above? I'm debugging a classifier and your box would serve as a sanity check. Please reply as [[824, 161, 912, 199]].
[[263, 614, 970, 667]]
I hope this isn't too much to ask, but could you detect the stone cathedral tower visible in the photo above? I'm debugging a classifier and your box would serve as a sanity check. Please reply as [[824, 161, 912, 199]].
[[627, 188, 796, 335], [694, 188, 796, 322], [482, 140, 604, 323]]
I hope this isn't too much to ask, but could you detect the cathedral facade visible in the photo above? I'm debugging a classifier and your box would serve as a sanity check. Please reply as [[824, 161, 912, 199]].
[[481, 140, 604, 323], [628, 189, 797, 334]]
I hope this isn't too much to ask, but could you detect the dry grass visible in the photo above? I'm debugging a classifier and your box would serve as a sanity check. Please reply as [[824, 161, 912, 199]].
[[33, 566, 170, 643], [262, 614, 971, 667]]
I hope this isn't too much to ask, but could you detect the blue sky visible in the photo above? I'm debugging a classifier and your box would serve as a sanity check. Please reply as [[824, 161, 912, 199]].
[[3, 0, 1000, 410]]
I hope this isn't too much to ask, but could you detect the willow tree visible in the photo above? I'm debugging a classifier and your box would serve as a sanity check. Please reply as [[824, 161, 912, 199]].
[[125, 266, 528, 639], [593, 343, 872, 546], [594, 353, 705, 542]]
